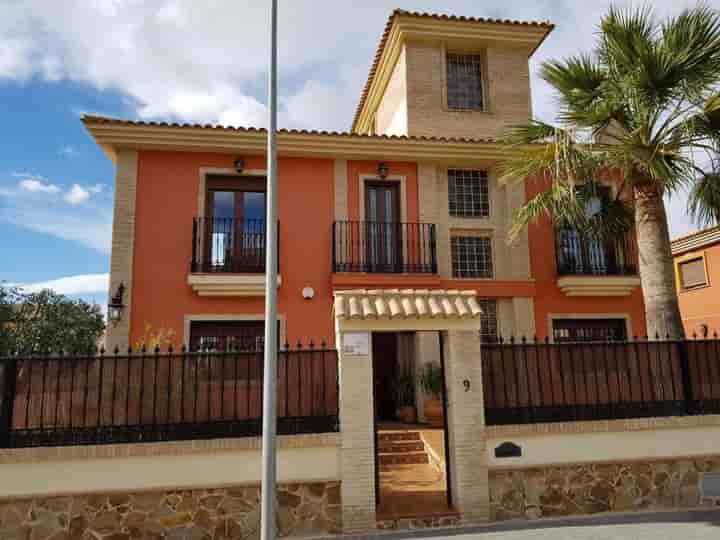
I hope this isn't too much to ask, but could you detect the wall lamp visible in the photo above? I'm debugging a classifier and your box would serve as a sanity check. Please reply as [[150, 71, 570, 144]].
[[378, 162, 389, 179], [233, 158, 245, 173], [108, 283, 126, 325]]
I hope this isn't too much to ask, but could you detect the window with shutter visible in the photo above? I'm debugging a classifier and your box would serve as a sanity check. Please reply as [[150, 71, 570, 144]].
[[679, 257, 707, 289]]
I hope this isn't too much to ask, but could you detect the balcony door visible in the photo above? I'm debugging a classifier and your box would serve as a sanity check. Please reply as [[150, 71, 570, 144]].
[[206, 176, 266, 272], [365, 182, 401, 272]]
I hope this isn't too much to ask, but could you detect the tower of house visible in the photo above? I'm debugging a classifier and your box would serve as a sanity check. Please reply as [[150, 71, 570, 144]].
[[352, 10, 552, 139]]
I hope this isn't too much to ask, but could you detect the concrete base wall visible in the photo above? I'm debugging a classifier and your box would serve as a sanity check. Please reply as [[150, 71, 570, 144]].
[[0, 482, 341, 540], [490, 458, 720, 521]]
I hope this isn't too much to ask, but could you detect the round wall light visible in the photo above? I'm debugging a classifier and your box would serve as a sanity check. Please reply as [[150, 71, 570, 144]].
[[302, 286, 315, 300]]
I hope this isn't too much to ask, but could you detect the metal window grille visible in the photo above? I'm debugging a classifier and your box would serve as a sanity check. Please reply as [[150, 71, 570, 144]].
[[477, 298, 498, 343], [448, 169, 489, 218], [552, 318, 628, 343], [451, 236, 493, 278], [447, 53, 484, 110]]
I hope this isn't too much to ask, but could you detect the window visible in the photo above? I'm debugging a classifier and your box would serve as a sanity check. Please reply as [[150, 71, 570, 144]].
[[678, 257, 707, 290], [446, 53, 484, 110], [552, 319, 628, 343], [448, 169, 489, 218], [451, 236, 493, 278], [477, 298, 498, 343], [189, 321, 266, 352]]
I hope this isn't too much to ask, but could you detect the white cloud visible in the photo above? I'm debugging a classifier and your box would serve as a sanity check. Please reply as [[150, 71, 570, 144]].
[[64, 184, 90, 205], [1, 175, 112, 253], [2, 0, 718, 236], [19, 178, 61, 194], [13, 273, 109, 295]]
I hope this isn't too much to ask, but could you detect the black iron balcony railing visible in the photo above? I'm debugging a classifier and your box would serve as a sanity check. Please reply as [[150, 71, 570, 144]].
[[556, 228, 638, 277], [333, 221, 437, 274], [192, 218, 275, 274]]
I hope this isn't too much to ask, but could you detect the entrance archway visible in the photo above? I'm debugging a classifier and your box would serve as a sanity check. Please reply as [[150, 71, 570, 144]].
[[333, 289, 490, 532]]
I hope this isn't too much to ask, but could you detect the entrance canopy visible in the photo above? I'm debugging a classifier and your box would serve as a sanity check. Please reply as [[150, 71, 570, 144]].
[[334, 289, 482, 332]]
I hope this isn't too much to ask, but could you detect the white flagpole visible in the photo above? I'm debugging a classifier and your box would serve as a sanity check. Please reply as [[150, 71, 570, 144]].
[[260, 1, 279, 540]]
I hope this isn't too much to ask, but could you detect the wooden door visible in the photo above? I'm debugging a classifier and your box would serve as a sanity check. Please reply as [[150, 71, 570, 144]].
[[365, 182, 401, 272]]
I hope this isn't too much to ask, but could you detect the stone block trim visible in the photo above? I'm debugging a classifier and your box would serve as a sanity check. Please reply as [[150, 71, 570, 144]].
[[486, 414, 720, 440], [0, 482, 341, 540], [489, 458, 720, 521], [106, 149, 139, 352], [0, 433, 340, 465]]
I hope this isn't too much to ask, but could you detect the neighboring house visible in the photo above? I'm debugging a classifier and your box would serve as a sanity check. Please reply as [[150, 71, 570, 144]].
[[672, 226, 720, 336], [15, 12, 720, 540]]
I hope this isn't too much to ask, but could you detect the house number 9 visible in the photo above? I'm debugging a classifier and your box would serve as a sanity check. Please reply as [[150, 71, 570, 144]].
[[463, 380, 471, 392]]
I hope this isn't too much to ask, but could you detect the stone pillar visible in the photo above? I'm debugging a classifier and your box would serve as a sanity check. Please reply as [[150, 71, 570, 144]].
[[337, 330, 376, 533], [443, 330, 489, 522], [106, 149, 139, 352]]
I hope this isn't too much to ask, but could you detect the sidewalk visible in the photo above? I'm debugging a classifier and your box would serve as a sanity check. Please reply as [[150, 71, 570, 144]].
[[326, 509, 720, 540]]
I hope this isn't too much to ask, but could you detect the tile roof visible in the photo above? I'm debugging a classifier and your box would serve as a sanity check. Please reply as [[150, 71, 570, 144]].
[[333, 289, 483, 321], [81, 114, 500, 144], [671, 225, 720, 255], [351, 9, 555, 131]]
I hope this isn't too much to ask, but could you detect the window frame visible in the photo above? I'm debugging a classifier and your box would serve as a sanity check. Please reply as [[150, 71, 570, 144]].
[[450, 234, 494, 279], [448, 169, 490, 219], [444, 51, 487, 112], [551, 317, 629, 343], [676, 253, 710, 292], [477, 298, 499, 343]]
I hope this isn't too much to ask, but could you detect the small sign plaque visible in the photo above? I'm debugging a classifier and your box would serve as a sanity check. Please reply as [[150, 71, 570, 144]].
[[342, 333, 370, 356]]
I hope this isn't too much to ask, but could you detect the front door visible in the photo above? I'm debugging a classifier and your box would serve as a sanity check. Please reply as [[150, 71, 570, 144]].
[[372, 333, 398, 422], [365, 182, 401, 272]]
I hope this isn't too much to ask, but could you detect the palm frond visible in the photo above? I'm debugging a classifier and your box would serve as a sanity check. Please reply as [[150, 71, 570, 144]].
[[689, 167, 720, 226], [508, 181, 582, 240]]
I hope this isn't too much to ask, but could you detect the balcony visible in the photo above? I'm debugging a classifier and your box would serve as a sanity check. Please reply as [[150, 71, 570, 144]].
[[555, 228, 641, 296], [189, 218, 279, 297], [333, 221, 437, 274]]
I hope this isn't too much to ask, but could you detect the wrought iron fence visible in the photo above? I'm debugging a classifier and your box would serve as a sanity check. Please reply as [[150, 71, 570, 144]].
[[333, 221, 437, 274], [482, 337, 720, 426], [0, 344, 338, 448]]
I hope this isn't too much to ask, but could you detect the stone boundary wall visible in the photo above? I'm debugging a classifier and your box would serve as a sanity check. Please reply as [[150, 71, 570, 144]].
[[490, 458, 720, 521], [0, 482, 341, 540]]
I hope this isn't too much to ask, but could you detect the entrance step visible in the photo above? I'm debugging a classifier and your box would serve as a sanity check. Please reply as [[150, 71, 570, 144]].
[[378, 440, 425, 454], [377, 431, 421, 443], [379, 451, 429, 467]]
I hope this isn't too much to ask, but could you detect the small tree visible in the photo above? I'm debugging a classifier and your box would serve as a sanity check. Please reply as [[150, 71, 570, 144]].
[[1, 286, 105, 356]]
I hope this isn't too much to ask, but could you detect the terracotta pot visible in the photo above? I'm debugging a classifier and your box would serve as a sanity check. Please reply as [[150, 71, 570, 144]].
[[424, 398, 444, 427], [396, 405, 417, 425]]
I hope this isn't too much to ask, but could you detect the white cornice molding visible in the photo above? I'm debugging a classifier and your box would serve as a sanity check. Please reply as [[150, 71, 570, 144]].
[[84, 122, 512, 164]]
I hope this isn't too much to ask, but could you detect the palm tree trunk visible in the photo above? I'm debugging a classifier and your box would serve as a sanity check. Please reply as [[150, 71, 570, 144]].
[[634, 184, 685, 338]]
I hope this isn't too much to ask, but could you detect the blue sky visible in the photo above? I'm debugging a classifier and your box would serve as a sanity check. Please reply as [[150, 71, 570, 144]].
[[0, 0, 717, 311]]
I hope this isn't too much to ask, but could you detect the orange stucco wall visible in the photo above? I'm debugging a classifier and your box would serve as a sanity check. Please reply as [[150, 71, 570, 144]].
[[526, 182, 647, 340], [677, 242, 720, 336], [130, 151, 336, 347]]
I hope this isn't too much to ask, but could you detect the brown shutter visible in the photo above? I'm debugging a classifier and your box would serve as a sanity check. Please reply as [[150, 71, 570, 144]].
[[680, 258, 707, 289]]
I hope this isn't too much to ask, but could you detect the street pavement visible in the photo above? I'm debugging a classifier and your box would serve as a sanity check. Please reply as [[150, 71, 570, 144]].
[[335, 510, 720, 540]]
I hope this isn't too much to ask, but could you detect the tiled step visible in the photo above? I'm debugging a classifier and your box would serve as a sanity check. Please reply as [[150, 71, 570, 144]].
[[378, 441, 425, 454], [377, 431, 421, 443], [378, 451, 430, 466]]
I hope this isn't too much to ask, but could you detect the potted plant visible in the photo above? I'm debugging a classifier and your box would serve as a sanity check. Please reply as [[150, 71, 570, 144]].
[[394, 368, 417, 424], [418, 363, 444, 427]]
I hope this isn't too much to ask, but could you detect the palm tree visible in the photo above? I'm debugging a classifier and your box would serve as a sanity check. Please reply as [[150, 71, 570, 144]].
[[501, 5, 720, 339]]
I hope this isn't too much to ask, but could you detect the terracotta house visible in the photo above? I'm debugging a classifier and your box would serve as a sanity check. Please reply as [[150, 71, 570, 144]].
[[15, 12, 720, 540]]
